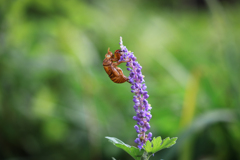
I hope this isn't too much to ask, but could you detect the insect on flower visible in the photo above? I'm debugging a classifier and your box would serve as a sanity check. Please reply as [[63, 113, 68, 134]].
[[103, 48, 131, 84]]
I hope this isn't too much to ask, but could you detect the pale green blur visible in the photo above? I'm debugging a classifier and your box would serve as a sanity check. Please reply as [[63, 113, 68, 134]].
[[0, 0, 240, 160]]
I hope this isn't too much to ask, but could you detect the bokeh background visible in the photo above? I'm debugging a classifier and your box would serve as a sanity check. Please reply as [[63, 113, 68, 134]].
[[1, 0, 240, 159]]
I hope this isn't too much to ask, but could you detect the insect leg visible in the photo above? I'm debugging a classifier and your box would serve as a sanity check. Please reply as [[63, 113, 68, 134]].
[[113, 59, 131, 66], [115, 66, 129, 83]]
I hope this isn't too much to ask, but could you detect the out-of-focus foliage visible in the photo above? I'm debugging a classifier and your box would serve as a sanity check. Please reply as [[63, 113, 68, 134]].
[[0, 0, 240, 160]]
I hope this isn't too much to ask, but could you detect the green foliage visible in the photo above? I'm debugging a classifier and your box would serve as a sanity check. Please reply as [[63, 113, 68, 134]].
[[106, 136, 177, 160], [106, 137, 144, 160], [144, 137, 177, 155]]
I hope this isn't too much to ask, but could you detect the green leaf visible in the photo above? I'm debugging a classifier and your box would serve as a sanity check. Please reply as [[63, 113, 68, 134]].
[[106, 137, 144, 160], [144, 136, 177, 155], [112, 157, 116, 160]]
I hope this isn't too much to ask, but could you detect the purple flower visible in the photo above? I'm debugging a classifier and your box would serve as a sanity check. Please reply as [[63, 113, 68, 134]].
[[119, 37, 152, 150]]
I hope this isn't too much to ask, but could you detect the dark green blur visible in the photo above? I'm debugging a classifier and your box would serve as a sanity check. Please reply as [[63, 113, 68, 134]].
[[0, 0, 240, 160]]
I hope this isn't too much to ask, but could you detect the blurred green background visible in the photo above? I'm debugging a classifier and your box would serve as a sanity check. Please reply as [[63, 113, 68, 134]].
[[1, 0, 240, 159]]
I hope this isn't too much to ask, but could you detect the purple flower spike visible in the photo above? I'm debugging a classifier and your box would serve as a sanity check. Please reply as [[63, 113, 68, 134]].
[[119, 37, 152, 150]]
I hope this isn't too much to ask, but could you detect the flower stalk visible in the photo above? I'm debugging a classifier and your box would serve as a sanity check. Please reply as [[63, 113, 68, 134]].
[[119, 37, 152, 149]]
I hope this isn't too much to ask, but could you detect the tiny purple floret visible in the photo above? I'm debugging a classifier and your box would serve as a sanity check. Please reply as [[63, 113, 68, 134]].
[[119, 37, 152, 150]]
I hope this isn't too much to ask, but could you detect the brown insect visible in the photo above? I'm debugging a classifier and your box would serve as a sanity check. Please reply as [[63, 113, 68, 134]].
[[103, 48, 130, 84]]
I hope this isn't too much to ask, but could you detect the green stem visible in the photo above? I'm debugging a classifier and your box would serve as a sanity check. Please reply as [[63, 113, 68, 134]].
[[141, 151, 149, 160]]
